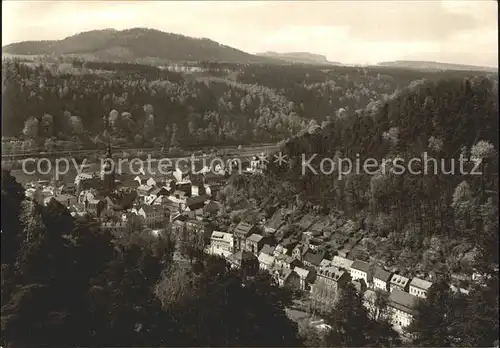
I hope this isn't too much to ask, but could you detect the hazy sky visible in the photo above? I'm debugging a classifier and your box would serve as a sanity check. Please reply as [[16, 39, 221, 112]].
[[2, 0, 498, 66]]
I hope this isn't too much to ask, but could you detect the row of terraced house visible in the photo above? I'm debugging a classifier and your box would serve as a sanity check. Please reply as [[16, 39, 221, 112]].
[[205, 220, 470, 332]]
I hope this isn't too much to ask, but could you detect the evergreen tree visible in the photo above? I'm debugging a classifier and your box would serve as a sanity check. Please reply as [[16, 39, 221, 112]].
[[324, 282, 372, 347], [407, 279, 454, 347]]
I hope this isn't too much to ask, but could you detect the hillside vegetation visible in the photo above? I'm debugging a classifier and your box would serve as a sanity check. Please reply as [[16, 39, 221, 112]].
[[2, 58, 496, 153]]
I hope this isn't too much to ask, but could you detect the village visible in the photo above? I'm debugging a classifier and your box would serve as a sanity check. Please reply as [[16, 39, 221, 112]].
[[22, 144, 486, 334]]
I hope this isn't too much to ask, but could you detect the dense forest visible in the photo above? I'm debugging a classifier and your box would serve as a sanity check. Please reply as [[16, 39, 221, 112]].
[[2, 58, 496, 153]]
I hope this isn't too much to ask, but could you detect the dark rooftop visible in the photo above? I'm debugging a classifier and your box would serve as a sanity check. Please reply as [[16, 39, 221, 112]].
[[303, 250, 325, 267], [233, 221, 256, 237], [374, 268, 392, 282], [389, 289, 418, 315], [351, 260, 370, 273]]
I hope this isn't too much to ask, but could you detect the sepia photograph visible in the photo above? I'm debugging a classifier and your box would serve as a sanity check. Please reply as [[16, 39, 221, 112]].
[[1, 1, 498, 347]]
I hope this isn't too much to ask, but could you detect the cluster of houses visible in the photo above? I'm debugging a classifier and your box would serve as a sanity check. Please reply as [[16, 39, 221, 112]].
[[205, 219, 476, 332], [25, 167, 225, 232], [21, 146, 482, 333], [23, 142, 230, 237]]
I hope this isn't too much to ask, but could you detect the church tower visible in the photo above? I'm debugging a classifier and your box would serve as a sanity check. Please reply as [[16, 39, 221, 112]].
[[101, 138, 115, 195]]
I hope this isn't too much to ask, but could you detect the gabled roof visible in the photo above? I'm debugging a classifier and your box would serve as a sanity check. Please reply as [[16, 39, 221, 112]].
[[294, 266, 310, 279], [186, 196, 206, 210], [281, 237, 299, 248], [388, 289, 418, 315], [332, 256, 355, 270], [373, 268, 392, 282], [258, 252, 275, 266], [273, 245, 285, 255], [260, 244, 276, 256], [151, 187, 169, 196], [351, 260, 370, 273], [409, 277, 433, 290], [320, 259, 333, 268], [390, 274, 410, 287], [137, 184, 153, 192], [233, 221, 256, 237], [275, 267, 296, 281], [302, 250, 325, 267], [247, 233, 263, 243]]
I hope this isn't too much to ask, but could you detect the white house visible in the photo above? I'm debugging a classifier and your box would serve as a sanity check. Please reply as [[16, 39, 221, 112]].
[[331, 256, 355, 271], [258, 252, 276, 271], [373, 268, 392, 292], [294, 266, 313, 291], [209, 231, 234, 257], [350, 260, 371, 284], [409, 277, 433, 299], [388, 289, 418, 330]]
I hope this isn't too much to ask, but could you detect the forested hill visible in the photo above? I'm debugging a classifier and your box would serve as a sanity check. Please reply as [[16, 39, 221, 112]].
[[376, 60, 498, 72], [2, 28, 276, 64]]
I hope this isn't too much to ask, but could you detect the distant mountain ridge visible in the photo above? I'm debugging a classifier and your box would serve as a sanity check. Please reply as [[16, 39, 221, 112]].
[[376, 60, 497, 72], [257, 51, 342, 65], [2, 28, 278, 64]]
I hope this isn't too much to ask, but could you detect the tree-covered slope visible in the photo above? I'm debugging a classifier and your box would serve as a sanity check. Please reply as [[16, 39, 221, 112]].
[[3, 59, 495, 152]]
